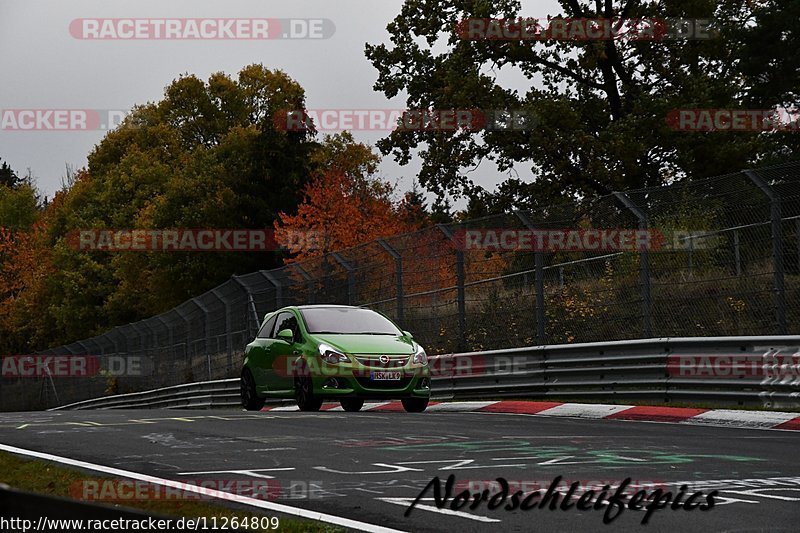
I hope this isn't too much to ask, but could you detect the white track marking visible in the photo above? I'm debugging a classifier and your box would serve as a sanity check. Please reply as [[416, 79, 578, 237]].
[[684, 410, 798, 429], [360, 402, 394, 411], [314, 463, 424, 475], [269, 405, 300, 411], [377, 497, 501, 523], [535, 403, 635, 418], [0, 443, 406, 533], [427, 401, 499, 412], [724, 488, 800, 501], [176, 467, 295, 478]]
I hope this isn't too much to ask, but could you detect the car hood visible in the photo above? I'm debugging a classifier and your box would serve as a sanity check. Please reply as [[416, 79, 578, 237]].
[[312, 334, 415, 355]]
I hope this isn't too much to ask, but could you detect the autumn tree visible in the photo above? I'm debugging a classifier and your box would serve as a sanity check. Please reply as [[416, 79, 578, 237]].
[[0, 65, 325, 349], [275, 133, 427, 261], [366, 0, 800, 211]]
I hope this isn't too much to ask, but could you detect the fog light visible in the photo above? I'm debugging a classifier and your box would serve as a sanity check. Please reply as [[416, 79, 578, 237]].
[[323, 378, 339, 389], [417, 378, 430, 389]]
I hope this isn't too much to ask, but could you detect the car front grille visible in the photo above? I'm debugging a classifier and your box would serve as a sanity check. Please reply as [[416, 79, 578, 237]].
[[354, 356, 410, 368]]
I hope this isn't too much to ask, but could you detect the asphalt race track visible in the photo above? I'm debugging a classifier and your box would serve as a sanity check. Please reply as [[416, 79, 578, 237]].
[[1, 408, 799, 532]]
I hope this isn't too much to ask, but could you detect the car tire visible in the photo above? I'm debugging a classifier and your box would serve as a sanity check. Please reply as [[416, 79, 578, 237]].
[[241, 369, 266, 411], [401, 397, 429, 413], [340, 398, 364, 412], [295, 376, 323, 412]]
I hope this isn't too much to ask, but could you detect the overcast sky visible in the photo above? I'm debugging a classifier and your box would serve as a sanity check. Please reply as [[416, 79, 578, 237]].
[[0, 0, 559, 206]]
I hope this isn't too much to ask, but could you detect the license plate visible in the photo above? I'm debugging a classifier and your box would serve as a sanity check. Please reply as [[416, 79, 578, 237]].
[[370, 371, 402, 381]]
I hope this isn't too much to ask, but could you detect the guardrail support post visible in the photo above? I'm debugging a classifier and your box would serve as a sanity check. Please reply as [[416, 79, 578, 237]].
[[744, 170, 787, 334], [331, 253, 356, 305], [516, 211, 546, 344], [377, 239, 404, 323], [437, 225, 466, 351], [613, 192, 653, 338]]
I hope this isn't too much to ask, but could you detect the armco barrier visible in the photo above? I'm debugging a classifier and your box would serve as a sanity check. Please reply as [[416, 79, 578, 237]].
[[51, 336, 800, 411]]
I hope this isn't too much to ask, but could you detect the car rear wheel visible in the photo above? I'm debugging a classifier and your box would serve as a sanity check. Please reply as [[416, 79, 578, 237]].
[[402, 397, 429, 413], [340, 398, 364, 412], [241, 369, 265, 411], [295, 376, 323, 411]]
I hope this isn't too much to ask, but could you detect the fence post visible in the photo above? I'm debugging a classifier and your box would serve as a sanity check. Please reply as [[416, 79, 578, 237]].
[[155, 316, 171, 383], [210, 288, 233, 372], [111, 327, 123, 356], [191, 299, 212, 380], [262, 271, 284, 310], [796, 218, 800, 275], [743, 169, 787, 334], [377, 239, 404, 323], [291, 264, 315, 304], [331, 253, 356, 305], [613, 192, 653, 337], [436, 224, 466, 351], [129, 323, 149, 361], [733, 229, 742, 276], [231, 275, 258, 338], [174, 307, 192, 379], [516, 211, 545, 344]]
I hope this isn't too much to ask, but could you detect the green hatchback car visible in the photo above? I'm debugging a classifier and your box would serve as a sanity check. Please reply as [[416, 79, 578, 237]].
[[240, 305, 431, 412]]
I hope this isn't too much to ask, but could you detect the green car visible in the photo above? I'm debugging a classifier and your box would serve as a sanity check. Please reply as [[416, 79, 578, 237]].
[[240, 305, 431, 412]]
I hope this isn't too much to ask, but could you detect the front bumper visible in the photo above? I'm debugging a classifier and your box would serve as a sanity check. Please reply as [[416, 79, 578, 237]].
[[309, 360, 431, 399]]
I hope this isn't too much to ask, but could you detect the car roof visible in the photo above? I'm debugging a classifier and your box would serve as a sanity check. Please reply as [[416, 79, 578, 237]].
[[294, 304, 362, 310]]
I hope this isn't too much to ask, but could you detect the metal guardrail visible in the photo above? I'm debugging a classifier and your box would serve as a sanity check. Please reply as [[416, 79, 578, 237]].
[[50, 379, 246, 411], [51, 336, 800, 411]]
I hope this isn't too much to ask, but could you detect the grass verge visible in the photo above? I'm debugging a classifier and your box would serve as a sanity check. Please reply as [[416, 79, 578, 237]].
[[0, 451, 344, 533]]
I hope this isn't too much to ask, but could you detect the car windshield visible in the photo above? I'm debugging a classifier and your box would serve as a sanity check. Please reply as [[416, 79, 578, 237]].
[[301, 308, 401, 335]]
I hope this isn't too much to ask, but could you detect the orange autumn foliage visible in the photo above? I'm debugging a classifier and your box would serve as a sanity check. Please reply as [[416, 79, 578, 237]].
[[0, 221, 54, 352], [274, 169, 425, 262]]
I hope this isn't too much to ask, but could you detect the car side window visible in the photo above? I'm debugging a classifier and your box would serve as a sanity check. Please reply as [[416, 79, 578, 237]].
[[257, 315, 277, 339], [273, 312, 301, 343]]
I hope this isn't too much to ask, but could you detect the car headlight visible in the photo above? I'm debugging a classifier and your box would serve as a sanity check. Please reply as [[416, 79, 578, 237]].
[[412, 344, 428, 365], [319, 343, 349, 364]]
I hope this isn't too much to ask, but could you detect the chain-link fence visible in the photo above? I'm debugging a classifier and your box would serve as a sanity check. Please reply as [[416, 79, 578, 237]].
[[3, 162, 799, 410]]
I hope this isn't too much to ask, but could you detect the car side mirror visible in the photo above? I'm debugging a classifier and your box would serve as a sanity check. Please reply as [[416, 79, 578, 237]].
[[277, 328, 294, 343], [403, 330, 413, 339]]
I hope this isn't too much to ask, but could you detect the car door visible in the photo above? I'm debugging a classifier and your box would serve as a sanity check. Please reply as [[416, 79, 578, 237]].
[[267, 310, 303, 393], [248, 314, 277, 392]]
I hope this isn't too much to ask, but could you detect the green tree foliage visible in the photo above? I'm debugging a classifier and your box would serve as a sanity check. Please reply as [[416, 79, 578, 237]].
[[0, 160, 39, 231], [0, 159, 20, 189], [366, 0, 800, 212], [0, 65, 365, 349]]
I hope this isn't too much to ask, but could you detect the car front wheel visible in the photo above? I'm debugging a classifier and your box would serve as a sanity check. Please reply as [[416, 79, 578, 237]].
[[401, 397, 429, 413], [340, 398, 364, 412], [295, 376, 323, 411], [241, 369, 266, 411]]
